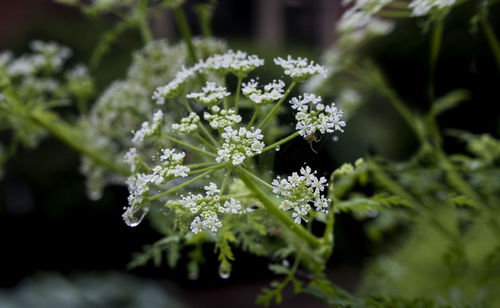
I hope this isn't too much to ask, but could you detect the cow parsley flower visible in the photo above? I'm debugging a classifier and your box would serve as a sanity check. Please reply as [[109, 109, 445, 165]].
[[152, 66, 196, 104], [203, 50, 264, 77], [272, 166, 330, 224], [186, 82, 230, 107], [180, 183, 242, 233], [242, 79, 285, 104], [203, 106, 242, 130], [290, 93, 346, 137], [123, 147, 190, 225], [132, 110, 163, 144], [216, 126, 265, 165], [274, 56, 327, 81], [409, 0, 456, 16], [0, 51, 12, 68], [172, 112, 200, 134]]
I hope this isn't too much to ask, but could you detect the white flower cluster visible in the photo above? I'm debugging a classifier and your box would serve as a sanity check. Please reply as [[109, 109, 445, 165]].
[[152, 49, 264, 104], [203, 50, 264, 77], [132, 110, 164, 144], [338, 0, 392, 31], [274, 56, 327, 80], [203, 106, 242, 130], [409, 0, 456, 16], [290, 93, 346, 137], [124, 148, 189, 208], [152, 67, 196, 104], [180, 182, 243, 233], [6, 41, 72, 76], [272, 166, 329, 224], [216, 127, 265, 165], [186, 82, 230, 107], [0, 51, 12, 68], [172, 112, 200, 134], [241, 79, 286, 105]]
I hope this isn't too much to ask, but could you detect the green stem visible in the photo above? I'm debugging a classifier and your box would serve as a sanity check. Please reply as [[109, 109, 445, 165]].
[[369, 160, 420, 208], [219, 193, 255, 201], [219, 169, 232, 195], [162, 133, 217, 157], [236, 166, 322, 248], [429, 17, 444, 100], [223, 75, 228, 109], [480, 13, 500, 71], [187, 163, 223, 175], [186, 161, 217, 169], [257, 81, 296, 130], [195, 3, 213, 38], [376, 10, 411, 18], [182, 97, 219, 146], [149, 167, 223, 201], [174, 7, 197, 63], [437, 150, 486, 207], [372, 68, 425, 143], [239, 167, 274, 191], [137, 0, 153, 43], [31, 110, 130, 176], [261, 131, 299, 153], [234, 76, 242, 113], [322, 202, 335, 245], [194, 132, 217, 152], [247, 105, 261, 129]]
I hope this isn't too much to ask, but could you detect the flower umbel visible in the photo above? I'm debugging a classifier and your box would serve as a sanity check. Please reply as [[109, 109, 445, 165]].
[[290, 93, 346, 138], [274, 56, 327, 80], [272, 166, 330, 224], [216, 126, 265, 165]]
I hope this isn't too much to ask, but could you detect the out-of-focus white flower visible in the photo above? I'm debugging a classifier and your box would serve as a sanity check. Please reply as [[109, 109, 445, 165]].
[[132, 110, 163, 144], [186, 81, 230, 107]]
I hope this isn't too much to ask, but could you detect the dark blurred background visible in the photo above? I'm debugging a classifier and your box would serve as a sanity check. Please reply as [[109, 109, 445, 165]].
[[0, 0, 499, 307]]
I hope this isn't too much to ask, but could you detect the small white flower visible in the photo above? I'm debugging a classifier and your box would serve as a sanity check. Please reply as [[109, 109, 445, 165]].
[[290, 94, 346, 137], [224, 198, 242, 214], [172, 112, 200, 134], [153, 66, 196, 104], [204, 108, 242, 129], [274, 56, 326, 80], [272, 167, 330, 223], [132, 110, 163, 144], [204, 182, 221, 196], [203, 50, 264, 77], [242, 79, 286, 105], [186, 82, 230, 107], [216, 126, 265, 165]]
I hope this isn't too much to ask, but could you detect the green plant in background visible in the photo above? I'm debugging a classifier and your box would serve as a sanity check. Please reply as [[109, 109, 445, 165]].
[[1, 0, 500, 307], [307, 0, 500, 306]]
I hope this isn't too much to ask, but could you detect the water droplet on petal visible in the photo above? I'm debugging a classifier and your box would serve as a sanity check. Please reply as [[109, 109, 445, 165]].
[[123, 206, 149, 227], [218, 264, 231, 279]]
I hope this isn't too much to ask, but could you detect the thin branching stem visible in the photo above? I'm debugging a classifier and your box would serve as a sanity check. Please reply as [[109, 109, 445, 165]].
[[261, 132, 299, 153], [257, 81, 296, 129], [173, 7, 197, 63], [149, 166, 224, 201], [162, 133, 217, 157]]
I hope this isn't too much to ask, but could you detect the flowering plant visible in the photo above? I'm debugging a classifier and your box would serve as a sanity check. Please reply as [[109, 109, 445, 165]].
[[1, 0, 500, 306]]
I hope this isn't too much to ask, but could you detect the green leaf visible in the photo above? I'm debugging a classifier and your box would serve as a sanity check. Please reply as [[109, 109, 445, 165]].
[[430, 89, 470, 116]]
